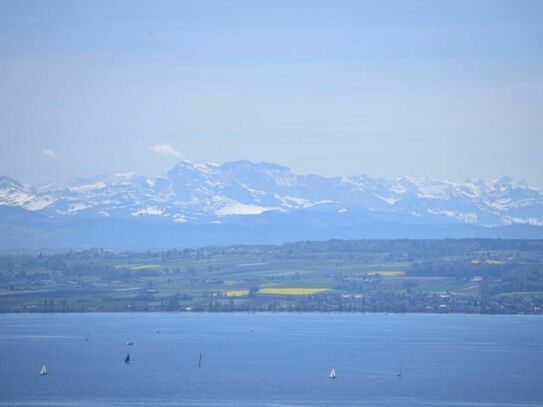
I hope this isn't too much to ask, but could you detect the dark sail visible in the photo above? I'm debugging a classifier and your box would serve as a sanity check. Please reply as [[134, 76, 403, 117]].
[[124, 353, 130, 364], [198, 352, 203, 368]]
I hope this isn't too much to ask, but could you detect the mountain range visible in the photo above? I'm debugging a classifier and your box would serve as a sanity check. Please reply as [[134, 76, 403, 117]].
[[1, 160, 542, 249]]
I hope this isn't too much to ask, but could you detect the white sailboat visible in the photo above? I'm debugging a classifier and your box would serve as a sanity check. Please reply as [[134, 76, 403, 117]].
[[329, 368, 337, 379], [40, 364, 47, 375]]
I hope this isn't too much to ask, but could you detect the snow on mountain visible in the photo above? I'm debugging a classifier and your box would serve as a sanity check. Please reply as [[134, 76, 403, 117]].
[[1, 161, 542, 228], [0, 177, 34, 205], [215, 203, 273, 216]]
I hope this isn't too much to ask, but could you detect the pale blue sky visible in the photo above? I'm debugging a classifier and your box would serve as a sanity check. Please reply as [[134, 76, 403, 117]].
[[1, 0, 542, 185]]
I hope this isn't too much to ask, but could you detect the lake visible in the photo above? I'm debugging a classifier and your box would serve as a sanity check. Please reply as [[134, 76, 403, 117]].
[[0, 313, 542, 406]]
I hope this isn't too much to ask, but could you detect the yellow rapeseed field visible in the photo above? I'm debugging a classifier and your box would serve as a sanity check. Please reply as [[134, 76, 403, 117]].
[[225, 289, 249, 297], [257, 288, 329, 295]]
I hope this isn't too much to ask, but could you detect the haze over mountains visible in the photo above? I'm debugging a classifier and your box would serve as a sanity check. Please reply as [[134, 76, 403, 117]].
[[1, 160, 542, 249]]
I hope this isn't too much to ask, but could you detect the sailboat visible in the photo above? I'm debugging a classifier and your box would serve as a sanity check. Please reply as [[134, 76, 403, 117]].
[[329, 368, 337, 379], [397, 363, 402, 379], [40, 364, 47, 375], [198, 352, 203, 368], [124, 353, 131, 364]]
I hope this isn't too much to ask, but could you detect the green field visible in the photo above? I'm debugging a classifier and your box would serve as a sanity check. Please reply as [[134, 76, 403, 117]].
[[258, 288, 330, 295]]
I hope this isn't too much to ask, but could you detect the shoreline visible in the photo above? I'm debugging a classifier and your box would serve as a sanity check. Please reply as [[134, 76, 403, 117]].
[[2, 310, 543, 316]]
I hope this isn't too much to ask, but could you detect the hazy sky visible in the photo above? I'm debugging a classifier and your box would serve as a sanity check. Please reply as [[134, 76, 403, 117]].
[[1, 0, 542, 186]]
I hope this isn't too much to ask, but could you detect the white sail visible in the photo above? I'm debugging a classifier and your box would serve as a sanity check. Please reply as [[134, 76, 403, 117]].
[[40, 365, 47, 375], [329, 368, 336, 379]]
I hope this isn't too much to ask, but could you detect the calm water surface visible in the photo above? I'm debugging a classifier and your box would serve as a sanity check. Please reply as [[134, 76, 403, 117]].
[[0, 313, 542, 407]]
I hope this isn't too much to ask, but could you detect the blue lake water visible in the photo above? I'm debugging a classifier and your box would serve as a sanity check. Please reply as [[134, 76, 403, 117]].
[[0, 313, 542, 407]]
